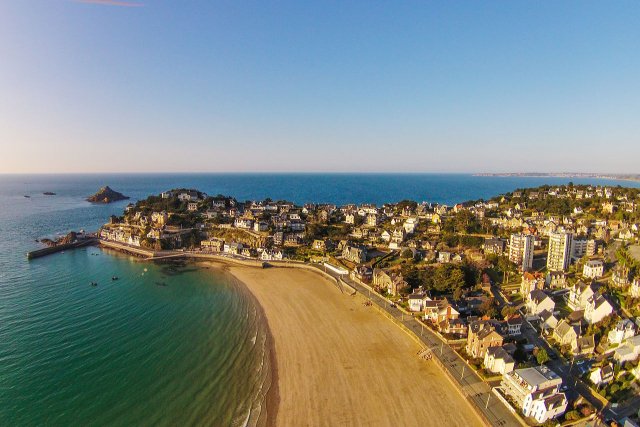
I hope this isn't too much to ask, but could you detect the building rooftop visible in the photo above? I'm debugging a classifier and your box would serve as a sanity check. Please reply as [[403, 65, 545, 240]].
[[515, 365, 560, 387]]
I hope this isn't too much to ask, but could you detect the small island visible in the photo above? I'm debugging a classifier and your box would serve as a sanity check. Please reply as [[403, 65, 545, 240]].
[[87, 186, 129, 204]]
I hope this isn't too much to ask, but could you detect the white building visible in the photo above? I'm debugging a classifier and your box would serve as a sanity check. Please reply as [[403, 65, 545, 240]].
[[501, 366, 567, 424], [526, 289, 555, 316], [571, 237, 588, 259], [584, 294, 614, 324], [631, 278, 640, 298], [567, 281, 597, 311], [614, 335, 640, 363], [509, 233, 534, 271], [254, 221, 269, 232], [608, 319, 636, 345], [547, 232, 573, 272], [589, 364, 614, 386], [408, 288, 430, 312], [177, 190, 201, 202], [484, 346, 515, 375], [344, 213, 356, 224], [583, 259, 604, 279], [223, 242, 243, 255], [260, 249, 283, 261], [403, 217, 419, 234]]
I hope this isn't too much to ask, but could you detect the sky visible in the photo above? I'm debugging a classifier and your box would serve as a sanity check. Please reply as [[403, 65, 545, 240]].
[[0, 1, 639, 174]]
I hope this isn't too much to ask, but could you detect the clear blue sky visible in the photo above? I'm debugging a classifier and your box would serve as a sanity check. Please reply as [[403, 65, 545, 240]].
[[1, 1, 639, 173]]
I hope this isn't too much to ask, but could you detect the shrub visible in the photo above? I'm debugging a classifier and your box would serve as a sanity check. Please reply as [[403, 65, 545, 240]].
[[564, 410, 580, 421]]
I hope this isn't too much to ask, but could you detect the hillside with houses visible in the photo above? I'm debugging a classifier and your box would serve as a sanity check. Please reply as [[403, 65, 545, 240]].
[[99, 184, 640, 426]]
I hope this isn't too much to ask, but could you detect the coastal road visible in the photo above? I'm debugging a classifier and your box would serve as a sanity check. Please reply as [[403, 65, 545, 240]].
[[313, 266, 524, 427]]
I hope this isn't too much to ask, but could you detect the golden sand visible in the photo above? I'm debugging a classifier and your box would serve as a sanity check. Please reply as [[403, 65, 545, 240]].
[[227, 266, 483, 427]]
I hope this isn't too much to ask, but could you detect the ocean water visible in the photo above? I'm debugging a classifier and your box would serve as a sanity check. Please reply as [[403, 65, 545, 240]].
[[1, 173, 639, 426]]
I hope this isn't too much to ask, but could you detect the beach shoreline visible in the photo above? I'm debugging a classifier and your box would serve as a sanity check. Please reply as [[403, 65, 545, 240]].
[[97, 246, 484, 426], [228, 271, 280, 427]]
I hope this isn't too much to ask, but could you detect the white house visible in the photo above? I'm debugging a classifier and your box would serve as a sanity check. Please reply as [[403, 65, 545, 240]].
[[539, 310, 559, 334], [178, 190, 201, 202], [506, 316, 523, 336], [403, 217, 419, 234], [589, 364, 614, 386], [344, 213, 356, 224], [234, 218, 254, 230], [520, 272, 546, 296], [261, 249, 283, 261], [438, 251, 452, 264], [484, 346, 515, 375], [614, 335, 640, 363], [631, 278, 640, 298], [583, 259, 604, 279], [584, 294, 614, 324], [608, 319, 637, 345], [224, 242, 243, 255], [528, 394, 568, 424], [501, 366, 567, 424], [567, 281, 597, 311], [553, 320, 580, 351], [527, 290, 555, 316], [253, 221, 269, 232], [408, 288, 430, 312]]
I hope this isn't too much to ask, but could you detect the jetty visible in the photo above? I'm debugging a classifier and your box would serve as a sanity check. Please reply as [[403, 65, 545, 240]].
[[26, 238, 98, 259]]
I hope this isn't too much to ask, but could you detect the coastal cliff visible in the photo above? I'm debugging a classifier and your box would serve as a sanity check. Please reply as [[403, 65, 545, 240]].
[[87, 186, 129, 203]]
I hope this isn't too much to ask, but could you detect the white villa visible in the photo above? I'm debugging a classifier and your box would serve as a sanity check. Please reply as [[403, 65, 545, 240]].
[[582, 259, 604, 279], [614, 335, 640, 363], [484, 346, 515, 375], [584, 294, 614, 324], [608, 319, 637, 345], [500, 366, 567, 423], [526, 290, 555, 316]]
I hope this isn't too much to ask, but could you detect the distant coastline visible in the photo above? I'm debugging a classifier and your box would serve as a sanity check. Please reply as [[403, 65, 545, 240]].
[[474, 172, 640, 182]]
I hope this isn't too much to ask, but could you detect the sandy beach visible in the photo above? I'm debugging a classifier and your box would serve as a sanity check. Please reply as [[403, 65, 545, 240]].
[[227, 265, 484, 427]]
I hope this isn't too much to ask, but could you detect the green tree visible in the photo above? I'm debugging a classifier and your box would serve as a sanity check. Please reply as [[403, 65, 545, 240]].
[[501, 305, 517, 319], [453, 286, 464, 301], [478, 298, 498, 318], [535, 348, 550, 365], [564, 411, 580, 421], [497, 256, 517, 284]]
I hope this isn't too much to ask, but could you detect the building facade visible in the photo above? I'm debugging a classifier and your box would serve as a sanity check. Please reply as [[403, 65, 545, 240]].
[[547, 232, 573, 272], [509, 233, 534, 271]]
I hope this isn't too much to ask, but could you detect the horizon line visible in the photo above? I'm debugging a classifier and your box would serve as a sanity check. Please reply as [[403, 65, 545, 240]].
[[0, 171, 638, 176]]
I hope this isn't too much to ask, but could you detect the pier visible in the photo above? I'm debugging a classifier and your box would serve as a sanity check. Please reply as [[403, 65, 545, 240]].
[[26, 238, 98, 259]]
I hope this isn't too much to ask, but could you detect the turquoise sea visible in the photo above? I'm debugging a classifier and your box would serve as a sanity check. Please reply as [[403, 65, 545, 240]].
[[1, 173, 639, 426]]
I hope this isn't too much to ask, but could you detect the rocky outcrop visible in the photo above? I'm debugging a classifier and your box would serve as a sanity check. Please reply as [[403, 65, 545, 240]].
[[87, 186, 129, 203], [40, 232, 78, 247]]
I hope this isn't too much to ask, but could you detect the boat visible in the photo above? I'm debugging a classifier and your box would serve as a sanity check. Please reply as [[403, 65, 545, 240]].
[[24, 195, 30, 198], [43, 192, 56, 196], [112, 276, 119, 281]]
